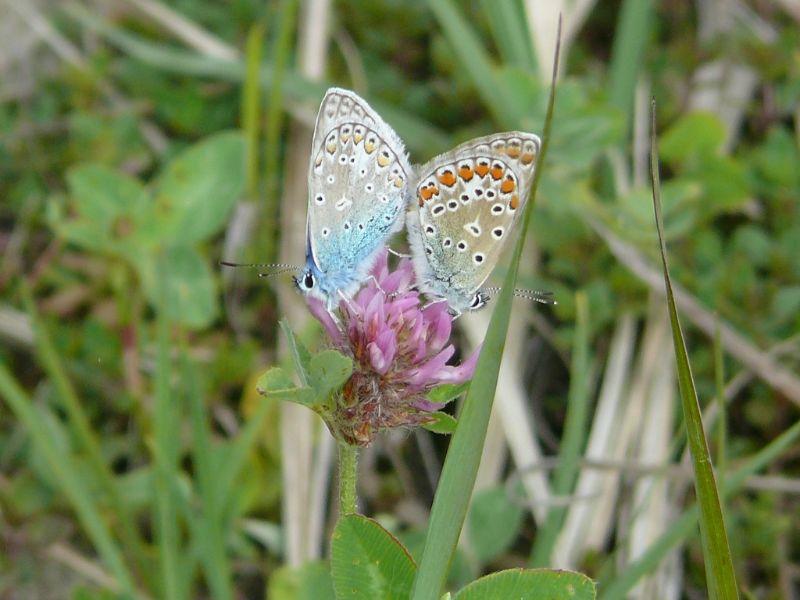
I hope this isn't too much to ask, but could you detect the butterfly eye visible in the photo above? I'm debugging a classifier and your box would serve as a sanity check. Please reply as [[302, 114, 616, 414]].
[[469, 293, 485, 310], [304, 273, 315, 289]]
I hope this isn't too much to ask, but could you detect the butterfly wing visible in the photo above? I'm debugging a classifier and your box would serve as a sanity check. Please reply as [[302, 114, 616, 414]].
[[306, 88, 411, 299], [408, 132, 540, 312]]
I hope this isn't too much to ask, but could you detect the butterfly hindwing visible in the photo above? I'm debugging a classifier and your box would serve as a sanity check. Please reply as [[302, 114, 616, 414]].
[[408, 132, 540, 312], [305, 89, 411, 303]]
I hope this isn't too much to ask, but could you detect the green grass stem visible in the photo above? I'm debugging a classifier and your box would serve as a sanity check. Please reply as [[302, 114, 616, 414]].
[[650, 100, 738, 600], [410, 20, 561, 599]]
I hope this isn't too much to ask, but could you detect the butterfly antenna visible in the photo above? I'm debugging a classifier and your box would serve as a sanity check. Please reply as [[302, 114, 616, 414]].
[[514, 289, 556, 305], [484, 287, 556, 305], [257, 267, 304, 278], [220, 260, 302, 276]]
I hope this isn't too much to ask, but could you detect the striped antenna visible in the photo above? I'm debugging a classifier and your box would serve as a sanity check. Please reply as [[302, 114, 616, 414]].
[[483, 287, 556, 305], [220, 260, 302, 279]]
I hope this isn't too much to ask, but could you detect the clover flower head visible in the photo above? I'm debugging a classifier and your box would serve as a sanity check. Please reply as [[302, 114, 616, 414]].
[[308, 250, 479, 446]]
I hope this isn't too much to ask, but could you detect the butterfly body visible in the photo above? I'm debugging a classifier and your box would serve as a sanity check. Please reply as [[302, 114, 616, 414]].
[[297, 88, 411, 308], [407, 132, 540, 314]]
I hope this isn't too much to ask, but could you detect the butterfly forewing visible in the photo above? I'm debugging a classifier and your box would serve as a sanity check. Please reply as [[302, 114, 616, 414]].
[[409, 132, 540, 311], [306, 89, 411, 294]]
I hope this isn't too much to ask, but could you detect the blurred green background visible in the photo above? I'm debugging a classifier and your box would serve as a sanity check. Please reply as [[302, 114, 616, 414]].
[[1, 0, 799, 598]]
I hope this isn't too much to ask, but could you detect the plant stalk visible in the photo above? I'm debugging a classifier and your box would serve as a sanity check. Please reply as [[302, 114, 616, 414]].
[[338, 441, 358, 515]]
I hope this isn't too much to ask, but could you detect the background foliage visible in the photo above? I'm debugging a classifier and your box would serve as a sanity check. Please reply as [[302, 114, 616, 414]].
[[1, 0, 799, 598]]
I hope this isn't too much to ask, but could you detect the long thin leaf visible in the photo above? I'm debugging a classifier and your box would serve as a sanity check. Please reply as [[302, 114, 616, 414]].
[[479, 0, 536, 72], [19, 283, 148, 578], [713, 320, 727, 491], [184, 348, 233, 600], [602, 418, 800, 599], [153, 255, 183, 600], [410, 20, 561, 599], [261, 0, 299, 263], [607, 0, 654, 118], [0, 363, 137, 596], [650, 101, 738, 599], [530, 291, 594, 566], [218, 396, 274, 524], [242, 23, 265, 198], [427, 0, 523, 128], [62, 4, 451, 154]]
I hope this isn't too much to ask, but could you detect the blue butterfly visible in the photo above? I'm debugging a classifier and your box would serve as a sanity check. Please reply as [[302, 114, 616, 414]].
[[294, 88, 412, 309]]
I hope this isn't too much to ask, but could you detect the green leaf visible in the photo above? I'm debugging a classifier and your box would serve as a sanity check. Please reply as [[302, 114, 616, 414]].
[[280, 319, 312, 385], [659, 112, 727, 166], [466, 487, 524, 565], [750, 127, 800, 188], [60, 163, 153, 257], [269, 561, 335, 600], [454, 568, 596, 600], [650, 103, 739, 599], [331, 515, 416, 600], [423, 412, 458, 435], [426, 382, 469, 405], [256, 367, 316, 407], [307, 350, 354, 402], [153, 131, 245, 244], [66, 163, 149, 230], [138, 246, 218, 329]]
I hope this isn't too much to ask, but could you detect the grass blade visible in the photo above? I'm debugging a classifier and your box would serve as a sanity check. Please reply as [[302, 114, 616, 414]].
[[602, 417, 800, 599], [607, 0, 654, 117], [0, 363, 137, 596], [479, 0, 536, 71], [410, 20, 561, 599], [530, 290, 594, 566], [19, 283, 148, 579], [713, 320, 727, 491], [184, 348, 233, 600], [649, 100, 738, 599], [261, 0, 299, 263], [427, 0, 523, 128], [62, 4, 451, 154], [153, 256, 183, 600], [242, 23, 265, 198]]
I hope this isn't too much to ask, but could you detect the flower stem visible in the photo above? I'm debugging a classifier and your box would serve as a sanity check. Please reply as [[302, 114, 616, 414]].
[[338, 441, 358, 515]]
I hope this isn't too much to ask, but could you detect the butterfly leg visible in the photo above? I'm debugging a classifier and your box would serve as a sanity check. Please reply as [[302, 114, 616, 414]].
[[365, 275, 387, 294], [421, 297, 451, 312], [387, 284, 418, 299], [336, 289, 358, 314], [387, 247, 412, 259]]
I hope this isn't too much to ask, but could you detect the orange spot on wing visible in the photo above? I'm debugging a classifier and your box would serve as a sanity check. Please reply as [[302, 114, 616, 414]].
[[458, 165, 474, 181], [506, 145, 521, 158], [521, 152, 536, 165], [475, 162, 489, 177], [490, 164, 504, 180], [509, 194, 520, 210], [437, 169, 456, 187], [500, 177, 516, 194]]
